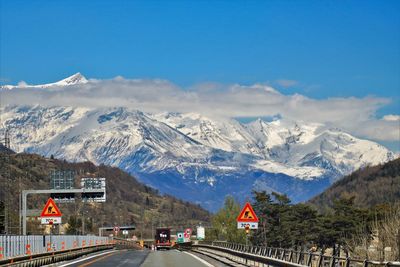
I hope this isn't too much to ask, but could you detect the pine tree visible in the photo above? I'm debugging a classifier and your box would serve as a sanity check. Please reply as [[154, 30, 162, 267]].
[[251, 191, 321, 249]]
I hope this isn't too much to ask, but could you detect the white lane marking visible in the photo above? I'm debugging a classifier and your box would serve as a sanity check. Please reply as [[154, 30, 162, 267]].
[[56, 250, 117, 266], [183, 251, 215, 267]]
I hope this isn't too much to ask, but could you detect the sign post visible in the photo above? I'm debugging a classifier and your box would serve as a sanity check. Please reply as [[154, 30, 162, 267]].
[[236, 202, 259, 230], [184, 228, 192, 243], [40, 198, 62, 225], [237, 202, 259, 246]]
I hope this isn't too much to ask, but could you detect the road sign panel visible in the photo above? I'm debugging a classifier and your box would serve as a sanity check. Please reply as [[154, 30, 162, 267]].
[[40, 198, 62, 217], [196, 226, 205, 240], [41, 217, 62, 224], [81, 178, 106, 202], [177, 232, 184, 243], [237, 202, 259, 223], [184, 228, 192, 238], [237, 222, 258, 229]]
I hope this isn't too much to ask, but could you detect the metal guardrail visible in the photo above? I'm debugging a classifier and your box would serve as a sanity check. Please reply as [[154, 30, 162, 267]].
[[0, 235, 111, 260], [0, 244, 114, 266], [0, 236, 143, 266], [194, 241, 400, 267]]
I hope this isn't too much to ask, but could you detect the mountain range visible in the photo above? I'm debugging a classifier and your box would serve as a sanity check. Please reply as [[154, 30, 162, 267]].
[[0, 73, 396, 210]]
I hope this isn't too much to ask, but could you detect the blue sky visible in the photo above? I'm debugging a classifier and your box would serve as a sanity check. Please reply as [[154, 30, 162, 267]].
[[0, 0, 399, 149]]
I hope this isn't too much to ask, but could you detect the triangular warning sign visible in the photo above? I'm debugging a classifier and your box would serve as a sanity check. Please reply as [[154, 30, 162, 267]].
[[237, 202, 259, 222], [40, 198, 62, 217]]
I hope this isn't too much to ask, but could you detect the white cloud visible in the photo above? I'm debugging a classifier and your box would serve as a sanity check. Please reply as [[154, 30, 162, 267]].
[[383, 114, 400, 121], [1, 76, 399, 142]]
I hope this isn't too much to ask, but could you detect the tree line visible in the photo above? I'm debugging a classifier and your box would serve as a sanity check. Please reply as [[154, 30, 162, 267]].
[[207, 191, 400, 261]]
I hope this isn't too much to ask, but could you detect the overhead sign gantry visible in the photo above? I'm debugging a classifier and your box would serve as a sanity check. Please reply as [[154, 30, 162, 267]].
[[22, 172, 106, 235]]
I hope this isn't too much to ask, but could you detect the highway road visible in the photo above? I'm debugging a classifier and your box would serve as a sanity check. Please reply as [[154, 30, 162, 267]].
[[141, 249, 214, 267], [56, 250, 149, 267], [55, 249, 217, 267]]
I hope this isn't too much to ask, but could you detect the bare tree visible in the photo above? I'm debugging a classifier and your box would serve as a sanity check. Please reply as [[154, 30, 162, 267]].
[[347, 204, 400, 261]]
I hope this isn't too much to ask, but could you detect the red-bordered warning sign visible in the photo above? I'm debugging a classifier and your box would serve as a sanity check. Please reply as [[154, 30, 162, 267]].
[[237, 202, 259, 223], [40, 198, 62, 217]]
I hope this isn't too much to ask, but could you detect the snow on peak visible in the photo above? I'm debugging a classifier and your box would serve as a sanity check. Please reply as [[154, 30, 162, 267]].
[[53, 72, 88, 86], [0, 72, 88, 90], [0, 106, 395, 182]]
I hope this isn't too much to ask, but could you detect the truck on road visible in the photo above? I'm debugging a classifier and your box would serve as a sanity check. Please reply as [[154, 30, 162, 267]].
[[155, 228, 172, 250]]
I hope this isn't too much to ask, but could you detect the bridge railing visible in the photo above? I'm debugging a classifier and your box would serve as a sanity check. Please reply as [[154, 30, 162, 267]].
[[0, 235, 112, 260], [195, 241, 400, 267]]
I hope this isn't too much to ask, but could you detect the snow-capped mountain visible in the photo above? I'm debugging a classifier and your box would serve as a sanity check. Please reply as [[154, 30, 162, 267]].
[[153, 112, 393, 178], [0, 73, 396, 210], [0, 103, 395, 210], [1, 73, 88, 90]]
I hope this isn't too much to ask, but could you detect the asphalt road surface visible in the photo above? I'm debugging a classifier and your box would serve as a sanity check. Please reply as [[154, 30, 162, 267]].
[[141, 249, 214, 267], [55, 249, 215, 267], [56, 249, 150, 267]]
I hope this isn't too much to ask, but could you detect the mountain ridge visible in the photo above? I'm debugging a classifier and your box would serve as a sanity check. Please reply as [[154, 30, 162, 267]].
[[308, 158, 400, 212], [0, 104, 395, 210]]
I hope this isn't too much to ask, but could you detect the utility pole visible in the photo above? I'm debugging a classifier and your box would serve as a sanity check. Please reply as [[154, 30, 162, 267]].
[[3, 131, 11, 234], [140, 206, 144, 240], [245, 224, 250, 247], [151, 221, 154, 240], [19, 192, 22, 235]]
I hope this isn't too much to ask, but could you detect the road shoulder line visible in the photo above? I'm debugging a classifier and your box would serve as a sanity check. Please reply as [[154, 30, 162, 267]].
[[184, 251, 215, 267], [56, 249, 117, 266]]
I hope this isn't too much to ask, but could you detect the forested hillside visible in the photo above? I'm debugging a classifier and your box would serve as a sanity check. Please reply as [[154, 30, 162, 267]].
[[0, 152, 210, 236], [309, 158, 400, 212], [209, 191, 399, 261], [208, 158, 400, 261]]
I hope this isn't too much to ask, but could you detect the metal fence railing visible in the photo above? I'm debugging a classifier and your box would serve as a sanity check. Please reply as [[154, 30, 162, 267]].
[[0, 235, 111, 260], [195, 241, 400, 267]]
